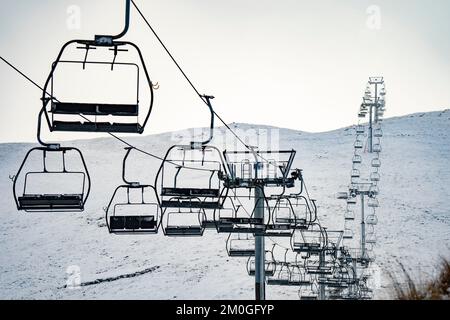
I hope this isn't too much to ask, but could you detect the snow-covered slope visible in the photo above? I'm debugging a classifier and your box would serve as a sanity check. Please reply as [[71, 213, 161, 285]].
[[0, 110, 449, 299]]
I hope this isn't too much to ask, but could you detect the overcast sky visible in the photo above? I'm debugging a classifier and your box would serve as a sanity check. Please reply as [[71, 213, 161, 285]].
[[0, 0, 449, 143]]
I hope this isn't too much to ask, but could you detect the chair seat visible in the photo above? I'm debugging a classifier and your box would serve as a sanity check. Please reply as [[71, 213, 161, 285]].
[[263, 230, 293, 237], [52, 102, 138, 116], [266, 270, 276, 277], [18, 194, 83, 210], [228, 249, 255, 257], [249, 270, 276, 277], [275, 217, 296, 224], [217, 223, 264, 234], [162, 188, 220, 198], [267, 279, 291, 286], [109, 215, 157, 233], [293, 243, 322, 253], [289, 280, 311, 286], [306, 268, 333, 275], [318, 281, 349, 288], [161, 200, 221, 209], [266, 224, 292, 231], [219, 217, 264, 225], [52, 121, 142, 133], [201, 220, 217, 229], [165, 226, 203, 236], [300, 296, 318, 301]]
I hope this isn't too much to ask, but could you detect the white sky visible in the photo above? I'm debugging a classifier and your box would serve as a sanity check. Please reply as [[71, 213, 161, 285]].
[[0, 0, 449, 143]]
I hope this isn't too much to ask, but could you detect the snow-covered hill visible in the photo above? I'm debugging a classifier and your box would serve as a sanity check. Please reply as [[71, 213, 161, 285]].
[[0, 110, 449, 299]]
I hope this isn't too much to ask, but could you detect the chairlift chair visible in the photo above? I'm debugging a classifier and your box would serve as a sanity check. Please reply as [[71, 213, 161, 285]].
[[352, 154, 362, 164], [222, 150, 297, 188], [226, 233, 255, 257], [106, 185, 160, 234], [305, 258, 334, 275], [336, 192, 348, 200], [363, 96, 372, 104], [374, 128, 383, 138], [285, 198, 309, 229], [325, 231, 344, 253], [343, 228, 354, 240], [271, 198, 297, 225], [366, 243, 375, 254], [267, 264, 292, 286], [267, 250, 292, 286], [291, 225, 326, 254], [156, 95, 228, 210], [246, 257, 275, 277], [371, 158, 381, 168], [105, 148, 160, 234], [42, 41, 154, 134], [289, 263, 311, 286], [286, 183, 317, 228], [356, 125, 365, 135], [201, 209, 217, 229], [368, 184, 379, 198], [298, 283, 319, 300], [12, 146, 91, 212], [156, 145, 229, 211], [366, 232, 377, 244], [318, 276, 349, 289], [370, 172, 381, 182], [367, 198, 379, 208], [366, 213, 378, 225], [246, 247, 276, 276], [373, 143, 382, 153], [264, 198, 298, 237], [330, 265, 353, 286], [354, 140, 364, 149], [345, 209, 355, 221], [161, 206, 206, 236], [215, 196, 266, 234], [351, 169, 360, 179], [353, 249, 373, 267]]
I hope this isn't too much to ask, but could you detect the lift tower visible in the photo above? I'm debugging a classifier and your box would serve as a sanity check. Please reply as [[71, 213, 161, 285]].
[[361, 77, 385, 153]]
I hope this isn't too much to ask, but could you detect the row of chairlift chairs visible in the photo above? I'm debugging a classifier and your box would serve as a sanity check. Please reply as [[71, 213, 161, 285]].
[[105, 143, 317, 237], [343, 125, 382, 244], [334, 80, 387, 298], [100, 138, 365, 299], [248, 225, 370, 300], [262, 80, 388, 299], [98, 119, 365, 299]]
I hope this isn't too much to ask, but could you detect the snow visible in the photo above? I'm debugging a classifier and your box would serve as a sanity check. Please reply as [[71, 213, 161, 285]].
[[0, 109, 449, 300]]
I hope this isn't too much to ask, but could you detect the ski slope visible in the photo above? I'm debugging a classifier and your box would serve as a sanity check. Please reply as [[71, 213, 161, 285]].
[[0, 110, 449, 300]]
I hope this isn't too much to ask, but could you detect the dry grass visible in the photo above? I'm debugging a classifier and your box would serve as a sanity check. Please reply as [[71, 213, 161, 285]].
[[390, 259, 450, 300]]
